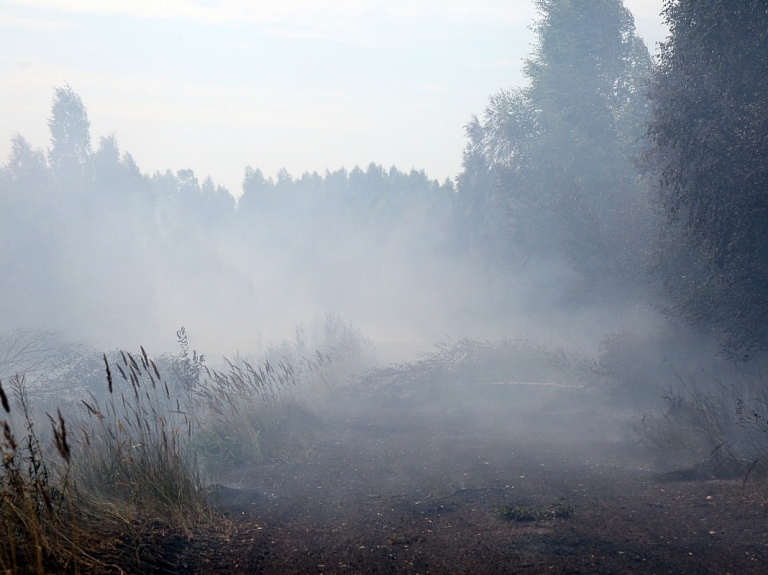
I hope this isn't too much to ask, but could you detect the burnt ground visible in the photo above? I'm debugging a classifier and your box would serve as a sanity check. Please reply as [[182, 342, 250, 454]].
[[173, 386, 768, 574]]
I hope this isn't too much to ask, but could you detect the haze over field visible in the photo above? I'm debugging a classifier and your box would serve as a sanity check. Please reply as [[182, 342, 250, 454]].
[[2, 1, 768, 571], [0, 0, 672, 361]]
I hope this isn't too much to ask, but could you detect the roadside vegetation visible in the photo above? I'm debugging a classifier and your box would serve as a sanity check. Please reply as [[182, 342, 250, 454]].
[[0, 318, 367, 573]]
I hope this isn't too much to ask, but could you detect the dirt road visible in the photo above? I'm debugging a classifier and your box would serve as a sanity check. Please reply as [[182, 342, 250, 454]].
[[200, 393, 768, 574]]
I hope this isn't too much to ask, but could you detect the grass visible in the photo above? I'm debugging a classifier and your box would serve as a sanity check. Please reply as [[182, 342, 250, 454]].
[[1, 351, 216, 573], [71, 349, 212, 530], [1, 375, 89, 574], [193, 357, 319, 475], [0, 330, 352, 573]]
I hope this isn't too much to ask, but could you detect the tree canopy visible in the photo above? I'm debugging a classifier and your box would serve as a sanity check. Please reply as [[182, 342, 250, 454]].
[[646, 0, 768, 355], [48, 84, 92, 186], [458, 0, 652, 295]]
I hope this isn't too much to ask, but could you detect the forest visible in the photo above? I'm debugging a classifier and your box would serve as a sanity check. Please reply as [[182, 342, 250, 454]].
[[1, 0, 767, 573]]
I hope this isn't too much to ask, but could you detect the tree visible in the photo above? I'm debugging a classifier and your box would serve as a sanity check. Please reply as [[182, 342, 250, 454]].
[[4, 134, 49, 193], [238, 166, 275, 215], [48, 84, 92, 186], [92, 133, 147, 198], [646, 0, 768, 355], [458, 0, 653, 294]]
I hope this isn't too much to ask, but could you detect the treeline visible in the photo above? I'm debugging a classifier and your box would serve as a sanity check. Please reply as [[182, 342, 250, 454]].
[[0, 88, 456, 342]]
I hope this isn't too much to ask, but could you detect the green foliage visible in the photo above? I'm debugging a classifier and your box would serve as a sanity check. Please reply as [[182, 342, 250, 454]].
[[238, 162, 453, 238], [458, 0, 653, 294], [646, 0, 768, 356]]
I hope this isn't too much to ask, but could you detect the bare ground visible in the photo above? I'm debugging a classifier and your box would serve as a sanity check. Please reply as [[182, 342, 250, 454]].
[[135, 387, 768, 574]]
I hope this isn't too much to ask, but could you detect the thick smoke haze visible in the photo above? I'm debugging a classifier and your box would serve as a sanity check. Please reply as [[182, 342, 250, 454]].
[[4, 2, 768, 572], [0, 0, 747, 395], [1, 110, 648, 362]]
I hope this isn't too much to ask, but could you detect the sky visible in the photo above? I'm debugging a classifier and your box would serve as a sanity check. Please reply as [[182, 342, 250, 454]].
[[0, 0, 667, 197]]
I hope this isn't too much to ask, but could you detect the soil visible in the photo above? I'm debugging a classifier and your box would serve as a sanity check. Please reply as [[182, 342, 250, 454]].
[[152, 387, 768, 574]]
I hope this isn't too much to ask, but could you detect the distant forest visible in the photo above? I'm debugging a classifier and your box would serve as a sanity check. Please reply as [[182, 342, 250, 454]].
[[1, 0, 766, 358]]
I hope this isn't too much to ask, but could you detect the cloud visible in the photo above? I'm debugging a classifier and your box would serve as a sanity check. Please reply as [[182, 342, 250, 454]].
[[6, 0, 364, 24], [409, 83, 449, 93], [0, 56, 373, 168], [0, 11, 74, 29], [7, 0, 534, 26]]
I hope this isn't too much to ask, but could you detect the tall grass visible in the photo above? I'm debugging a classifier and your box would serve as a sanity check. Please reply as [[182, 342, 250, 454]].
[[0, 347, 216, 573], [0, 329, 365, 572], [0, 375, 87, 574], [194, 356, 318, 476], [71, 349, 211, 529]]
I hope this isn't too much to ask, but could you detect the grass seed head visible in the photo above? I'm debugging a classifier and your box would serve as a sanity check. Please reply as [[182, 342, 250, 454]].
[[103, 353, 113, 394], [49, 409, 71, 463], [0, 379, 9, 413], [2, 419, 17, 454]]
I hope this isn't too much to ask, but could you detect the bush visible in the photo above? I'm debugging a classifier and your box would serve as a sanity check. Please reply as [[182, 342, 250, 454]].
[[639, 367, 768, 481]]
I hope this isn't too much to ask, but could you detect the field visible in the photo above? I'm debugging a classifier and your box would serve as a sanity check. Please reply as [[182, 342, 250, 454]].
[[189, 386, 768, 574], [4, 342, 768, 574]]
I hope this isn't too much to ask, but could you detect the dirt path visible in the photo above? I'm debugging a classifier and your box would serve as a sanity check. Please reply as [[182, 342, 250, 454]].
[[200, 397, 768, 574]]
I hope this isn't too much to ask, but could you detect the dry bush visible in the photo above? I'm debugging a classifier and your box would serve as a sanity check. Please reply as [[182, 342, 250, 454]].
[[0, 329, 86, 382], [359, 337, 596, 399], [639, 368, 768, 481]]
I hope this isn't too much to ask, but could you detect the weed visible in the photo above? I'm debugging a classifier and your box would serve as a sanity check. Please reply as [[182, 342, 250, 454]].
[[0, 375, 87, 574]]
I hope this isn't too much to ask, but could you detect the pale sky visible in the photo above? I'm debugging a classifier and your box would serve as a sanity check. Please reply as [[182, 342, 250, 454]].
[[0, 0, 667, 196]]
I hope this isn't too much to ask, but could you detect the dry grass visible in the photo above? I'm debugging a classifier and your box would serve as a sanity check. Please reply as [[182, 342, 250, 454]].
[[0, 349, 220, 574], [1, 375, 92, 574], [71, 349, 212, 530], [0, 318, 377, 573], [0, 335, 353, 573], [193, 356, 319, 477]]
